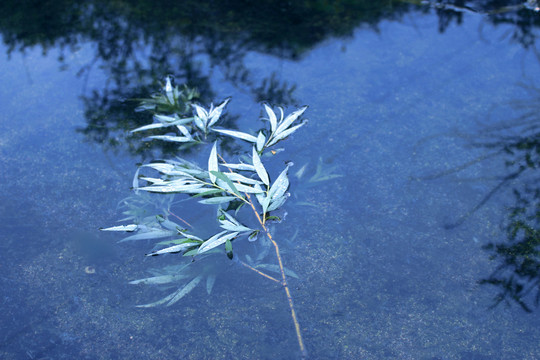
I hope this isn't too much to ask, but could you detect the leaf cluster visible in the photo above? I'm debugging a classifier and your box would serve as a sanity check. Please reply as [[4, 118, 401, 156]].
[[102, 77, 309, 306]]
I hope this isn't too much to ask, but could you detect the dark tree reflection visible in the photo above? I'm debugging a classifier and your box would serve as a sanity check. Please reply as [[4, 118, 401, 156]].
[[0, 0, 539, 158], [477, 84, 540, 312]]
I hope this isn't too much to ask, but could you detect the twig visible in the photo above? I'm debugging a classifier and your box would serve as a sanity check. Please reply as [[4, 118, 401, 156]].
[[168, 210, 193, 228], [238, 261, 280, 283], [218, 153, 307, 358]]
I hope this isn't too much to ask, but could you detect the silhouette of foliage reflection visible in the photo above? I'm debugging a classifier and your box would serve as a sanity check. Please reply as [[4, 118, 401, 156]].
[[478, 83, 540, 312], [2, 1, 539, 157], [414, 80, 540, 312]]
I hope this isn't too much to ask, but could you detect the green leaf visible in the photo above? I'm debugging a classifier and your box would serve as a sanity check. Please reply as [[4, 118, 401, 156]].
[[206, 274, 217, 294], [224, 172, 263, 185], [208, 142, 219, 183], [275, 105, 307, 135], [207, 98, 231, 127], [268, 121, 307, 146], [135, 291, 178, 308], [231, 182, 265, 194], [225, 239, 233, 253], [144, 135, 193, 143], [256, 264, 299, 279], [213, 128, 258, 143], [211, 171, 242, 198], [268, 163, 291, 200], [219, 219, 252, 232], [138, 183, 205, 193], [252, 147, 269, 186], [145, 242, 199, 256], [154, 114, 178, 123], [225, 239, 233, 260], [183, 248, 199, 257], [193, 189, 224, 197], [224, 162, 256, 172], [129, 274, 188, 285], [130, 123, 165, 133], [263, 104, 278, 133], [142, 162, 175, 174], [256, 131, 266, 152], [119, 228, 175, 242], [198, 196, 237, 204], [100, 224, 138, 232], [167, 275, 203, 306], [267, 193, 290, 212], [198, 231, 238, 254]]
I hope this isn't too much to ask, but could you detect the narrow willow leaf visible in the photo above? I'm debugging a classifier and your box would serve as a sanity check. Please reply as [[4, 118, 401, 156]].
[[138, 183, 205, 193], [211, 171, 242, 198], [131, 123, 165, 133], [180, 233, 204, 241], [142, 162, 175, 174], [167, 275, 203, 306], [192, 104, 208, 122], [264, 104, 278, 133], [225, 172, 262, 185], [198, 196, 236, 204], [219, 220, 252, 232], [310, 174, 344, 182], [176, 125, 192, 138], [135, 290, 178, 308], [129, 274, 188, 285], [166, 117, 194, 126], [208, 142, 218, 183], [120, 229, 175, 242], [154, 114, 177, 123], [193, 189, 224, 198], [206, 274, 216, 294], [248, 231, 259, 242], [157, 218, 182, 231], [275, 106, 307, 135], [198, 231, 238, 254], [294, 163, 308, 179], [100, 224, 138, 232], [138, 176, 167, 185], [225, 239, 233, 253], [208, 98, 230, 127], [256, 131, 266, 152], [145, 135, 194, 143], [268, 121, 307, 146], [165, 76, 175, 104], [132, 166, 140, 192], [183, 249, 199, 257], [145, 242, 199, 256], [254, 184, 265, 206], [218, 209, 238, 224], [233, 182, 264, 194], [256, 264, 299, 279], [262, 195, 271, 215], [252, 147, 269, 186], [194, 116, 205, 131], [268, 163, 290, 200], [213, 128, 258, 143], [267, 193, 290, 212], [224, 162, 256, 172]]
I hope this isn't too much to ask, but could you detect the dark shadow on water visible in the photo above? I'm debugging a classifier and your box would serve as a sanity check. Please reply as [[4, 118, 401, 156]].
[[1, 1, 539, 159], [414, 76, 540, 312]]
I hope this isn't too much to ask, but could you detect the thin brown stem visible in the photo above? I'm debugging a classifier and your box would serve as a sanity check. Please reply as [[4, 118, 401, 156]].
[[238, 261, 280, 283], [218, 153, 307, 358], [168, 210, 193, 228]]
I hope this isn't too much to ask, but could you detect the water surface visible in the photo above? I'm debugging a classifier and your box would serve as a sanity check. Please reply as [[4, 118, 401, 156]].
[[1, 1, 539, 359]]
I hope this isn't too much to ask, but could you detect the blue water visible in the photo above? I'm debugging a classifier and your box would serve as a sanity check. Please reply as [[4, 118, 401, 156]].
[[1, 2, 539, 359]]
